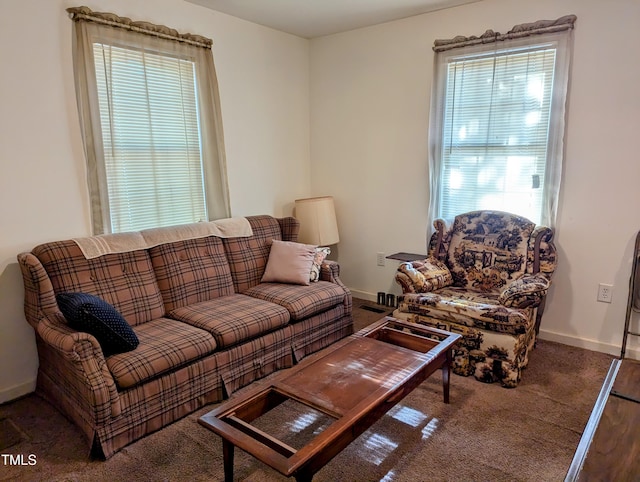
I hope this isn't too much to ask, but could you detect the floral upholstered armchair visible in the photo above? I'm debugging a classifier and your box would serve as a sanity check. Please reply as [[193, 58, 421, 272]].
[[393, 211, 557, 387]]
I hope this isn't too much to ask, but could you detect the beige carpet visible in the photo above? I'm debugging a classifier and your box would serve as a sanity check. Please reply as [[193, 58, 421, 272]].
[[0, 299, 613, 481]]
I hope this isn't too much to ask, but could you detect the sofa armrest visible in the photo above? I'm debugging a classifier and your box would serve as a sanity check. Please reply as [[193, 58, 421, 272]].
[[319, 260, 340, 282], [498, 273, 550, 309], [17, 252, 59, 329], [320, 260, 352, 314], [395, 258, 453, 294], [37, 313, 121, 423]]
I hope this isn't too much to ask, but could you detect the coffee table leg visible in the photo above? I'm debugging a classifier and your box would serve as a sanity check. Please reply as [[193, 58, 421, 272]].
[[223, 439, 234, 482], [295, 470, 313, 482], [442, 348, 452, 404]]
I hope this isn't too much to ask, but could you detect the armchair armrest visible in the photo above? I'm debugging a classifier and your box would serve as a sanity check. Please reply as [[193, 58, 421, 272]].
[[499, 273, 551, 309], [395, 257, 453, 294], [37, 313, 121, 423]]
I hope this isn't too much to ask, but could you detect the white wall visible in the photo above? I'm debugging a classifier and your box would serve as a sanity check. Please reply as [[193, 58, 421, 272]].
[[0, 0, 310, 402], [310, 0, 640, 358], [3, 0, 639, 403]]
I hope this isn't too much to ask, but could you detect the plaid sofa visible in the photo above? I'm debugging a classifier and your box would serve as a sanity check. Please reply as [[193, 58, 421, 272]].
[[393, 211, 557, 388], [17, 215, 353, 458]]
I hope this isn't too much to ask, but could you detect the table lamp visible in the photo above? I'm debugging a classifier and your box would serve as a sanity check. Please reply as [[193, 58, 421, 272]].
[[294, 196, 339, 246]]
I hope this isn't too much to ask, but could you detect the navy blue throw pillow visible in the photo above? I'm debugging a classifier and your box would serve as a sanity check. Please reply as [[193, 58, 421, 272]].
[[56, 292, 139, 356]]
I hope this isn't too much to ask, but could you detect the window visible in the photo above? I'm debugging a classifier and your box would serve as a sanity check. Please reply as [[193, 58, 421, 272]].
[[68, 7, 230, 234], [428, 16, 575, 227]]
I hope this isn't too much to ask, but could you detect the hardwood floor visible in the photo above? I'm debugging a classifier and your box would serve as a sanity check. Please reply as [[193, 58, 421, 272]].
[[567, 358, 640, 481]]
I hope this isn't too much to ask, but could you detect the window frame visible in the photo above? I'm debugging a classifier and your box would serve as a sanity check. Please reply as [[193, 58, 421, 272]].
[[428, 28, 573, 228], [69, 8, 230, 234]]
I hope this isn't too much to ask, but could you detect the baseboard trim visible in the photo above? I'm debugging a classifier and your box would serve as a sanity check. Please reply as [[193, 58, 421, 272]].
[[350, 289, 377, 302], [0, 378, 36, 405], [538, 329, 640, 360]]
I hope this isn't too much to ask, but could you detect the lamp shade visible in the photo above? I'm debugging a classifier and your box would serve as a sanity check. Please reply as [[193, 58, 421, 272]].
[[294, 196, 339, 246]]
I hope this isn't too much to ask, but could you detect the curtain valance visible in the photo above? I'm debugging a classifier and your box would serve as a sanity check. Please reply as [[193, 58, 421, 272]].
[[433, 14, 576, 52], [67, 6, 213, 49]]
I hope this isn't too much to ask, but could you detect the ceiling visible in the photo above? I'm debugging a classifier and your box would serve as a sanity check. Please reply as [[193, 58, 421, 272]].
[[185, 0, 483, 38]]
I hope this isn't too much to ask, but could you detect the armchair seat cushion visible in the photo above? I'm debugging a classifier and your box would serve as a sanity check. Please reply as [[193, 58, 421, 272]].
[[400, 288, 533, 336]]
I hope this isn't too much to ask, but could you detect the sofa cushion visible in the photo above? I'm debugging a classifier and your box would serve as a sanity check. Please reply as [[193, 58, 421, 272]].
[[33, 240, 165, 326], [447, 211, 535, 293], [148, 236, 234, 312], [106, 317, 217, 389], [243, 281, 346, 321], [222, 215, 285, 293], [56, 292, 139, 356], [400, 288, 533, 336], [169, 294, 290, 349], [261, 240, 316, 285]]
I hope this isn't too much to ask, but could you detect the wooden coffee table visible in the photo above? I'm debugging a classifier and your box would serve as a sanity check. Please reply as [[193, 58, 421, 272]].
[[199, 316, 460, 481]]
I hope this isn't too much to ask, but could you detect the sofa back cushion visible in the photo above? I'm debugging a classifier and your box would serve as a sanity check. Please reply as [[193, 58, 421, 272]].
[[447, 211, 535, 293], [149, 235, 234, 312], [222, 216, 292, 293], [33, 240, 165, 326]]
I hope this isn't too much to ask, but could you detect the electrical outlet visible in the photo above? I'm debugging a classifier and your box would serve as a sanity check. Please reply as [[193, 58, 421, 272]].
[[597, 283, 613, 303], [377, 252, 385, 267]]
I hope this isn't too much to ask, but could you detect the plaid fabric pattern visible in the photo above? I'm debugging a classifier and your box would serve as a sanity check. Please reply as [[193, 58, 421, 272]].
[[222, 216, 284, 293], [36, 314, 120, 424], [243, 281, 347, 320], [148, 236, 234, 312], [94, 325, 295, 458], [17, 252, 59, 327], [277, 216, 300, 242], [216, 326, 294, 395], [19, 215, 355, 458], [320, 261, 353, 315], [169, 294, 290, 349], [33, 240, 165, 326], [289, 306, 353, 362], [106, 318, 217, 389], [97, 351, 223, 458], [320, 260, 340, 281]]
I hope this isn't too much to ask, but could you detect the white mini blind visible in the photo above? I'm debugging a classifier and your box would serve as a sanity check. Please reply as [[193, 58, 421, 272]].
[[438, 45, 556, 225], [93, 43, 207, 233]]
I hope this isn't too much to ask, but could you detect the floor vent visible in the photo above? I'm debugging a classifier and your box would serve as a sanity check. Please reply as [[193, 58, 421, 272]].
[[359, 305, 387, 314]]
